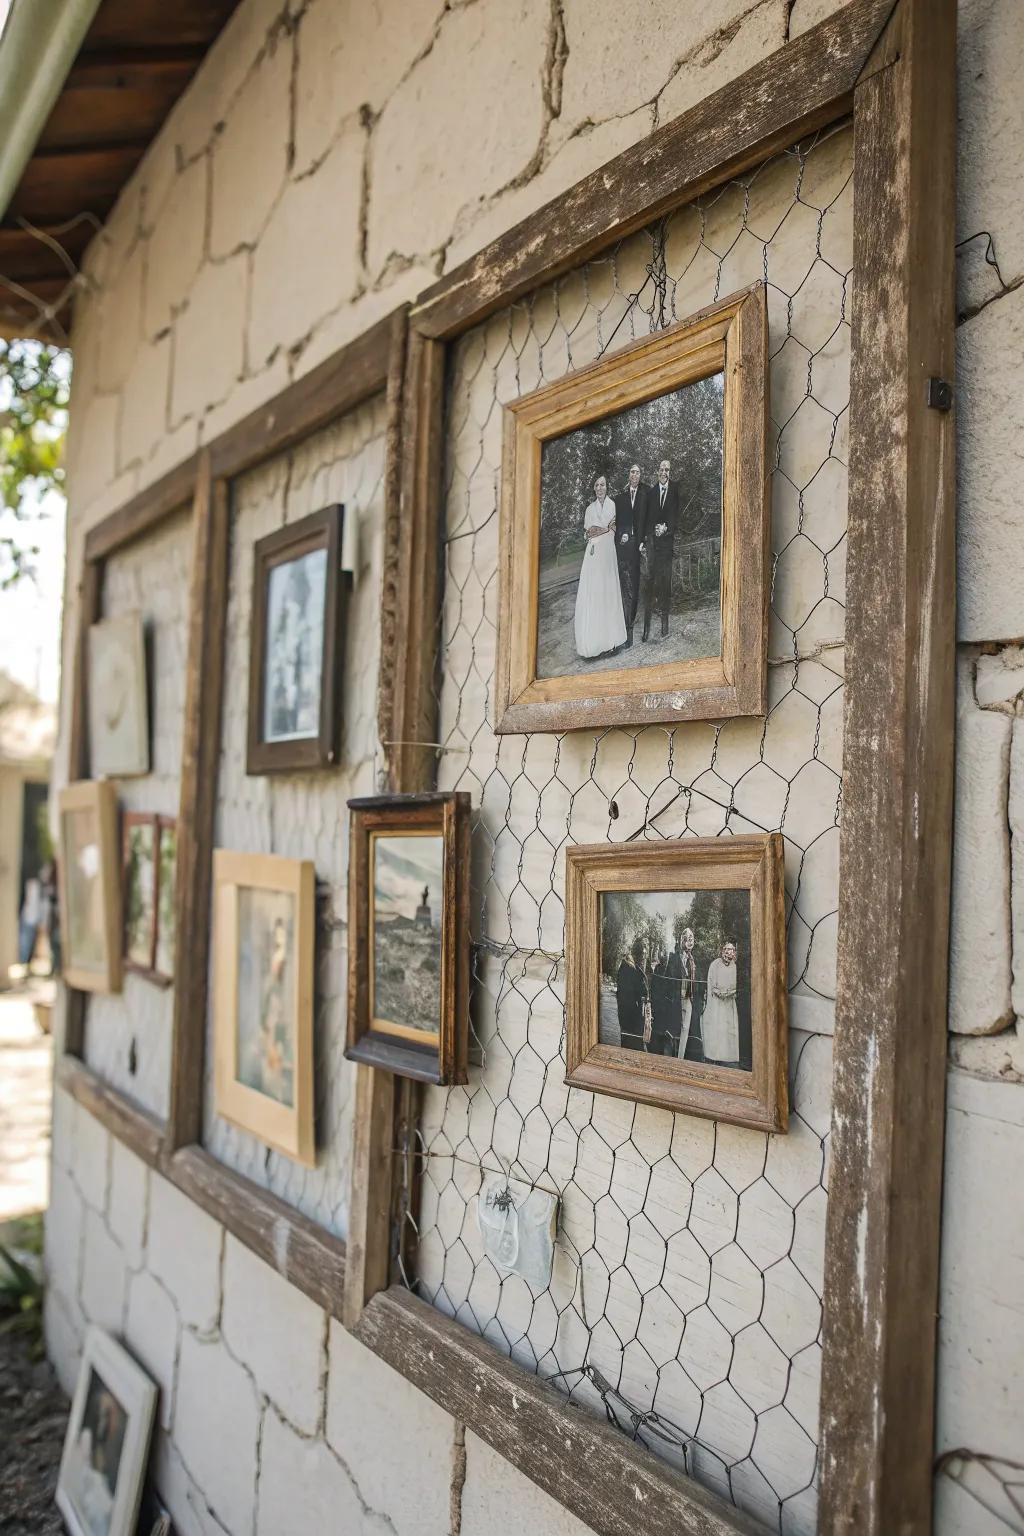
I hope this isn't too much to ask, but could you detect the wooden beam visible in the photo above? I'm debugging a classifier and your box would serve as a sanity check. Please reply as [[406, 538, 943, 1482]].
[[817, 2, 957, 1532], [411, 0, 895, 340], [341, 1065, 396, 1328], [356, 1287, 766, 1536], [57, 1055, 164, 1167], [84, 454, 198, 562], [167, 459, 229, 1151]]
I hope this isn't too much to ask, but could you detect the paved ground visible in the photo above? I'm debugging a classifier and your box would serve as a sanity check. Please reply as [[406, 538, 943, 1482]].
[[0, 980, 54, 1223]]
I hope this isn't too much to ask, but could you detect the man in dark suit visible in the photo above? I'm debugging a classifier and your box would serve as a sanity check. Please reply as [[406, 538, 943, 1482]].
[[640, 457, 680, 640], [614, 464, 646, 646], [665, 926, 698, 1057], [615, 938, 649, 1051]]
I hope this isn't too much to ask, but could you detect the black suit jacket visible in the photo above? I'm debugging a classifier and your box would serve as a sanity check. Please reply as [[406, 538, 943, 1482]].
[[641, 481, 680, 562], [616, 959, 647, 1041], [614, 486, 646, 547]]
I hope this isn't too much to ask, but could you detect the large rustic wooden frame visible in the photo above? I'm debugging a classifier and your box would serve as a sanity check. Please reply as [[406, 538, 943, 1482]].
[[345, 792, 471, 1084], [57, 2, 956, 1532], [497, 286, 769, 733], [565, 835, 787, 1133], [212, 849, 316, 1166], [246, 502, 348, 775]]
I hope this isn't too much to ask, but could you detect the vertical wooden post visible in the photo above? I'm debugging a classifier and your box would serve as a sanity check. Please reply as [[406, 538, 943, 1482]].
[[63, 554, 103, 1057], [818, 2, 957, 1531], [167, 455, 230, 1152]]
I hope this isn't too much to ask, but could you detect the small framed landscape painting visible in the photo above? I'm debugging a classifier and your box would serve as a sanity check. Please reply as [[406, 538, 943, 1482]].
[[564, 833, 787, 1132], [246, 504, 348, 774], [495, 285, 769, 733], [123, 813, 176, 985], [88, 613, 150, 777], [345, 792, 471, 1084], [213, 849, 315, 1164], [59, 780, 122, 994], [56, 1326, 157, 1536]]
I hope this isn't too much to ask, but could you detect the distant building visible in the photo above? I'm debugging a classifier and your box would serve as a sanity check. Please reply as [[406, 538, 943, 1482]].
[[0, 673, 55, 979]]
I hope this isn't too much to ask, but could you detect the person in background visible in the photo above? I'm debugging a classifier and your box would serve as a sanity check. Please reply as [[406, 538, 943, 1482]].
[[18, 872, 41, 972]]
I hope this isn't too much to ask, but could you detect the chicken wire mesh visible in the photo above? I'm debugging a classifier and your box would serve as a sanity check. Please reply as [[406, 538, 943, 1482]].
[[398, 123, 855, 1534]]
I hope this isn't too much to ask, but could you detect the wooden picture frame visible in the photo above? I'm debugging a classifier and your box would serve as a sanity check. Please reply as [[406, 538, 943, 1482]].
[[58, 780, 123, 994], [246, 503, 348, 774], [56, 1325, 157, 1536], [565, 833, 787, 1132], [346, 792, 470, 1084], [88, 612, 150, 777], [122, 813, 177, 986], [212, 849, 315, 1165], [496, 286, 768, 734]]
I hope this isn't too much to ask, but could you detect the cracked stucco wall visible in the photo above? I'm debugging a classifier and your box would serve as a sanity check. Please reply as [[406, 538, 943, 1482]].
[[46, 0, 1024, 1531]]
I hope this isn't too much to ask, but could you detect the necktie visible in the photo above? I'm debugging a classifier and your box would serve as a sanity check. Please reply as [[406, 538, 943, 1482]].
[[660, 485, 666, 507]]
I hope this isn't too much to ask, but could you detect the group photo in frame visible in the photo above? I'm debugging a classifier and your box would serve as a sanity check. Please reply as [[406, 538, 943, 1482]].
[[58, 780, 123, 995], [122, 813, 177, 985], [212, 849, 315, 1164], [246, 503, 348, 774], [495, 285, 769, 733], [56, 1326, 157, 1536], [564, 833, 787, 1132], [345, 792, 471, 1085], [88, 612, 150, 777]]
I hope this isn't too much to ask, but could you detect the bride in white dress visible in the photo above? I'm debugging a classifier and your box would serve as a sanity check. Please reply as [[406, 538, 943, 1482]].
[[574, 475, 627, 659], [701, 940, 741, 1064]]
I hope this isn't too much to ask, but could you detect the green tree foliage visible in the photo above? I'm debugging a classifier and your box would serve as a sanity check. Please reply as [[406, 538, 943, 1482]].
[[538, 370, 724, 566], [0, 340, 69, 587]]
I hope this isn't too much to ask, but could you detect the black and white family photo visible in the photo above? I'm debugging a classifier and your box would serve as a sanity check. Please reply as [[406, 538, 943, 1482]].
[[536, 370, 724, 678], [263, 545, 328, 742], [599, 886, 753, 1070]]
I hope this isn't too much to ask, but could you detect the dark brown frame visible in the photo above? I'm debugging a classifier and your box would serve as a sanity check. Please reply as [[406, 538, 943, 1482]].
[[246, 503, 348, 774], [345, 792, 471, 1085], [496, 286, 769, 734], [565, 835, 787, 1133], [58, 4, 957, 1532], [123, 811, 166, 986]]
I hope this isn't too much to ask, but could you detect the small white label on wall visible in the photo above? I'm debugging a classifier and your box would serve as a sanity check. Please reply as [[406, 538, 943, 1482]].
[[477, 1173, 558, 1288]]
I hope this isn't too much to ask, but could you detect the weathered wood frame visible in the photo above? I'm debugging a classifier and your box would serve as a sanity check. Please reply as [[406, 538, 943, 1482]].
[[564, 835, 787, 1132], [58, 779, 123, 994], [345, 792, 471, 1084], [496, 285, 769, 733], [245, 502, 348, 775], [57, 2, 956, 1532], [122, 811, 173, 987]]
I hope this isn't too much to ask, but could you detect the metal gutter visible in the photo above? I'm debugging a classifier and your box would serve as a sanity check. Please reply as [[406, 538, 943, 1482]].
[[0, 0, 104, 224]]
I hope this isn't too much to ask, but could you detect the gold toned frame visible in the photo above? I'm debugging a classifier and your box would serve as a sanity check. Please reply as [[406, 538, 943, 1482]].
[[565, 834, 787, 1133], [496, 286, 769, 734], [212, 849, 315, 1166], [346, 793, 470, 1084], [58, 780, 123, 994]]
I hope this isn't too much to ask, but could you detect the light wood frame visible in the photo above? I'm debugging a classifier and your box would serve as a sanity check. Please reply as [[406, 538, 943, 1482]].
[[122, 812, 176, 987], [58, 779, 122, 994], [56, 1325, 158, 1536], [345, 792, 471, 1084], [88, 611, 150, 777], [497, 287, 768, 733], [246, 502, 348, 774], [212, 849, 315, 1167], [58, 4, 957, 1532], [565, 835, 787, 1132]]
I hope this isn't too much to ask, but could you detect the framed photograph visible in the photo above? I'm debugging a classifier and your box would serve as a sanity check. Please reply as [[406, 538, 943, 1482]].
[[565, 833, 787, 1132], [123, 814, 176, 985], [88, 613, 150, 776], [212, 849, 315, 1164], [496, 285, 768, 733], [345, 793, 471, 1085], [56, 1325, 157, 1536], [246, 503, 348, 774], [58, 780, 122, 993]]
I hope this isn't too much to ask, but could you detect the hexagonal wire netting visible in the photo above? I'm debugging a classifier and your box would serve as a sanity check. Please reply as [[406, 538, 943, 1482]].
[[395, 122, 854, 1534]]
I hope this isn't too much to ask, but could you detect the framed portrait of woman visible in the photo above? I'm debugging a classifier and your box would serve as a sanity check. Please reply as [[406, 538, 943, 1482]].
[[58, 780, 122, 994], [56, 1326, 157, 1536], [246, 503, 348, 775], [564, 833, 787, 1132], [212, 849, 315, 1164], [496, 285, 769, 733], [345, 792, 471, 1085]]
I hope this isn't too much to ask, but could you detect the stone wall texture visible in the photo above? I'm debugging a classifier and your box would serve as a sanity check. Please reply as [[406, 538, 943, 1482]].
[[46, 0, 1024, 1532]]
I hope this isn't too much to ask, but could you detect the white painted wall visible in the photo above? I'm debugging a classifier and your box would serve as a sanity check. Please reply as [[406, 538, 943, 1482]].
[[46, 0, 1024, 1531]]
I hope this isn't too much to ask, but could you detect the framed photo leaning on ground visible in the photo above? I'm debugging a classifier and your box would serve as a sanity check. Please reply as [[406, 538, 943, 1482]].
[[246, 503, 348, 774], [345, 792, 471, 1084], [56, 1326, 157, 1536], [565, 833, 787, 1132], [58, 780, 123, 994], [212, 849, 315, 1164], [496, 285, 769, 733]]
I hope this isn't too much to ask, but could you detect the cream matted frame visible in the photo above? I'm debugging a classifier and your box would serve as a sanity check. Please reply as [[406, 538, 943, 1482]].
[[88, 611, 150, 777], [565, 833, 788, 1133], [495, 285, 769, 734], [56, 1325, 158, 1536], [212, 848, 315, 1166], [58, 779, 123, 994]]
